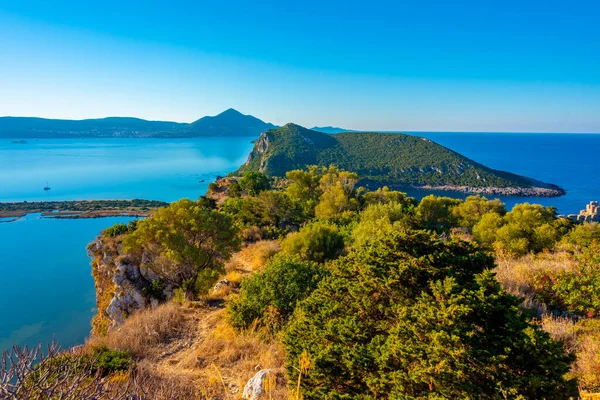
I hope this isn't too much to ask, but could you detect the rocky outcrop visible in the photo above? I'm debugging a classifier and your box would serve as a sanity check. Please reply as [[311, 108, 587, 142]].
[[88, 237, 175, 333], [245, 131, 271, 173], [242, 369, 273, 400]]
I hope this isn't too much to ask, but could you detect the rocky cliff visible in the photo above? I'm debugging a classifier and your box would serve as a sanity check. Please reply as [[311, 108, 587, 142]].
[[88, 236, 176, 335]]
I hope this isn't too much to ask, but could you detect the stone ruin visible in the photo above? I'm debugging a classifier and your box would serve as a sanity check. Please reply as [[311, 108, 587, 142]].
[[567, 201, 600, 223]]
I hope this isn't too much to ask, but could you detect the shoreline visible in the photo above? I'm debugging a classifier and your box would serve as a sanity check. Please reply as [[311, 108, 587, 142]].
[[362, 182, 566, 198], [0, 199, 168, 220]]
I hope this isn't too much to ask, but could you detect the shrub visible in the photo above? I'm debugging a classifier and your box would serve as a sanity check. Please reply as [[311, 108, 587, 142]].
[[533, 240, 600, 317], [221, 191, 303, 239], [281, 222, 344, 263], [207, 182, 218, 193], [314, 167, 359, 220], [415, 195, 461, 232], [283, 230, 576, 399], [123, 199, 240, 298], [351, 201, 412, 248], [103, 223, 129, 238], [452, 195, 506, 229], [142, 279, 165, 301], [91, 346, 131, 375], [228, 180, 242, 198], [228, 255, 327, 333], [360, 186, 417, 208], [239, 171, 271, 196], [473, 203, 562, 256], [194, 268, 221, 296], [561, 222, 600, 250]]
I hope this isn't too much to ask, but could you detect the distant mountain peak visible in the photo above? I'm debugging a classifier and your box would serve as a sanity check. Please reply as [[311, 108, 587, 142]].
[[218, 108, 243, 116], [0, 109, 277, 138]]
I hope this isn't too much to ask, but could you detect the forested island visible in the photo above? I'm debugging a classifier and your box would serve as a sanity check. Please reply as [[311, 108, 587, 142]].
[[0, 199, 167, 219], [239, 124, 565, 197]]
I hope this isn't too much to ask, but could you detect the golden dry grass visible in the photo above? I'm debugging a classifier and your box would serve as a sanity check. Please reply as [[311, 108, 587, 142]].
[[227, 240, 281, 273], [493, 251, 574, 316], [494, 250, 600, 396], [88, 298, 290, 398], [184, 309, 289, 399], [540, 315, 600, 395], [87, 302, 188, 359]]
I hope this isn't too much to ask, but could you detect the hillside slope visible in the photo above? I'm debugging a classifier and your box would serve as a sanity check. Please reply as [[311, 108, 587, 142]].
[[238, 123, 565, 196], [0, 109, 275, 138]]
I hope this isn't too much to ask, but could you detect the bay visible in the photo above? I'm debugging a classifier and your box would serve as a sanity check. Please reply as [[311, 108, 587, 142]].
[[0, 137, 255, 351]]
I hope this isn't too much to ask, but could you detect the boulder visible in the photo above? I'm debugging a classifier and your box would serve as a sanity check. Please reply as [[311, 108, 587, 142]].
[[242, 369, 272, 400], [213, 278, 231, 292]]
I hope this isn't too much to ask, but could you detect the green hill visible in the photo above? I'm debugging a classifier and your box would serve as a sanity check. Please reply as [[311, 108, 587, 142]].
[[238, 123, 565, 196]]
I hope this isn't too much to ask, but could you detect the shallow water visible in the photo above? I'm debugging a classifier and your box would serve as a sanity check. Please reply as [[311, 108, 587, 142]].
[[0, 137, 255, 351]]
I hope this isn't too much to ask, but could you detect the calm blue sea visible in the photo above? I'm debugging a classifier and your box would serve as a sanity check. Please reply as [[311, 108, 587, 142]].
[[0, 133, 598, 351]]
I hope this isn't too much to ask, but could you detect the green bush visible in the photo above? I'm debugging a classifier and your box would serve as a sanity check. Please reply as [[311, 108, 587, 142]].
[[221, 191, 304, 239], [103, 223, 129, 238], [283, 230, 576, 399], [281, 222, 344, 263], [561, 222, 600, 250], [534, 240, 600, 317], [207, 182, 218, 193], [228, 255, 327, 333], [351, 201, 413, 248], [452, 195, 506, 229], [123, 199, 239, 297], [472, 203, 562, 256], [194, 268, 221, 296], [415, 195, 461, 232], [91, 346, 131, 375], [228, 181, 242, 198], [239, 171, 271, 196]]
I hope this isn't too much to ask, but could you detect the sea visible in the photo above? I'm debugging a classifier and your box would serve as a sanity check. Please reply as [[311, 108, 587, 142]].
[[0, 133, 599, 352]]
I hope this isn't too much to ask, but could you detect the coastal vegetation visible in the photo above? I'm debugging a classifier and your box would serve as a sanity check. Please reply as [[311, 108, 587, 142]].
[[5, 167, 599, 398]]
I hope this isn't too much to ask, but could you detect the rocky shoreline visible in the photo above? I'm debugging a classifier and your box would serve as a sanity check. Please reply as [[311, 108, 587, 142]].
[[408, 184, 566, 197], [363, 182, 566, 198]]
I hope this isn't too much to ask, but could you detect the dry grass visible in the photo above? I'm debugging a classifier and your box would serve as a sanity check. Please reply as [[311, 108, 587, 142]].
[[87, 302, 188, 359], [186, 309, 289, 399], [227, 240, 281, 273], [90, 296, 290, 398], [540, 315, 600, 394], [494, 251, 600, 396], [493, 251, 574, 316]]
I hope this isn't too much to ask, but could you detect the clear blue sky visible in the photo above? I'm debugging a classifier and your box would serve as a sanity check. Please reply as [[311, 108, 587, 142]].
[[1, 0, 599, 132]]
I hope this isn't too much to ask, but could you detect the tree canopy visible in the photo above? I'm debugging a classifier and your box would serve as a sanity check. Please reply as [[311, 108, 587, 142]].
[[122, 199, 240, 293], [283, 231, 576, 399]]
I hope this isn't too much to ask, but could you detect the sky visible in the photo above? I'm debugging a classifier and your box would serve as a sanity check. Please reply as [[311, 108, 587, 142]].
[[0, 0, 599, 132]]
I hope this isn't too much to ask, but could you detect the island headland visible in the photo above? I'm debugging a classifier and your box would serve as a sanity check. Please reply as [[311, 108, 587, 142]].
[[237, 123, 565, 197]]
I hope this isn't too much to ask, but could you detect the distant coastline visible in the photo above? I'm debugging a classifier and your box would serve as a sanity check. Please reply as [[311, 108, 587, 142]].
[[0, 200, 167, 221]]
